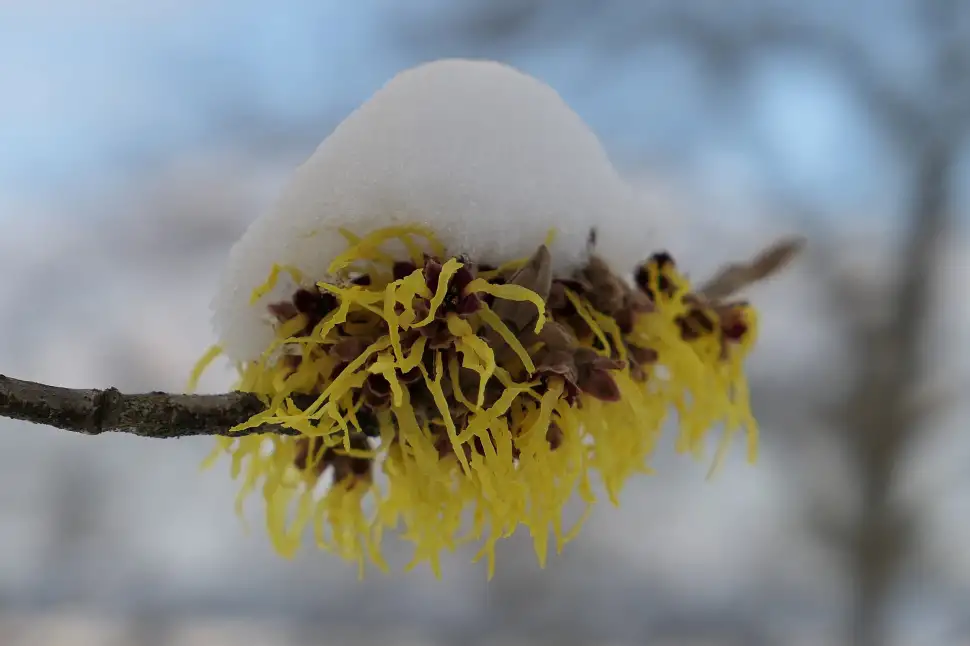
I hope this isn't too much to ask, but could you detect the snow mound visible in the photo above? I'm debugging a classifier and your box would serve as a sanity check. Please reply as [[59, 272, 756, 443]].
[[213, 58, 656, 362]]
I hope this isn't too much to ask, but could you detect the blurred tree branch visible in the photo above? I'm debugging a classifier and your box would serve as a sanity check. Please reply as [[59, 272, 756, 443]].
[[0, 374, 295, 438], [838, 137, 953, 646]]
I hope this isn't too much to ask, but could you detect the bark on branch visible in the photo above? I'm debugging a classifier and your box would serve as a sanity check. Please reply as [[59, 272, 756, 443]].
[[0, 374, 295, 438]]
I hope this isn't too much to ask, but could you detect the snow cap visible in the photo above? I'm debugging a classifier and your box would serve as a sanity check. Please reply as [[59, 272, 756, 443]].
[[213, 59, 648, 362]]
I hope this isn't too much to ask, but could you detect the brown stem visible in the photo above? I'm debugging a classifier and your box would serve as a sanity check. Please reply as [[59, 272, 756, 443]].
[[0, 373, 296, 438]]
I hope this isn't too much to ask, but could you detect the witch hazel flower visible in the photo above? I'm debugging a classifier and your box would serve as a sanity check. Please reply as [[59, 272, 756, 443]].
[[190, 59, 800, 579]]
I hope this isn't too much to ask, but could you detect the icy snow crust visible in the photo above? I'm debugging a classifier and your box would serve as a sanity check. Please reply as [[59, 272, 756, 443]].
[[213, 59, 647, 362]]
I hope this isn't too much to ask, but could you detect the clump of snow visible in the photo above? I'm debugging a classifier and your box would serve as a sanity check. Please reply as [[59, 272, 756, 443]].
[[213, 58, 659, 362]]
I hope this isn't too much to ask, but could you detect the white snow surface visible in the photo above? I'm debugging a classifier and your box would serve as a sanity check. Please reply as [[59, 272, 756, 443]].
[[213, 58, 660, 362]]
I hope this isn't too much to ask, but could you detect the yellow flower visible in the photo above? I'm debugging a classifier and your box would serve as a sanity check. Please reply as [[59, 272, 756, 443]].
[[190, 224, 759, 579]]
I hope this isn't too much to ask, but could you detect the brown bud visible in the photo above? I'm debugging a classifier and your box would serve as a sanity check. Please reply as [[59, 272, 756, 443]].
[[330, 337, 372, 362], [546, 423, 564, 450], [577, 370, 622, 402]]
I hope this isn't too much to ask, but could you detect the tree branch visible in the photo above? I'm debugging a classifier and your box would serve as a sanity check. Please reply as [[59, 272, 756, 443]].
[[0, 374, 296, 439]]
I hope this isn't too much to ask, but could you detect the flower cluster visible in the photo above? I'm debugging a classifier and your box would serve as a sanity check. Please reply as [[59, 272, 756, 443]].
[[192, 224, 758, 578]]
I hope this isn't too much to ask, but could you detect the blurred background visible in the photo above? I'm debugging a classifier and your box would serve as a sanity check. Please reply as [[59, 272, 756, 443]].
[[2, 1, 969, 645]]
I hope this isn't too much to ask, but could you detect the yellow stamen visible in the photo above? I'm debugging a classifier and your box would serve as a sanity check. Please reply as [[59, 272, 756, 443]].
[[249, 263, 304, 304], [187, 344, 222, 392], [564, 289, 611, 354], [465, 278, 547, 333], [415, 258, 463, 326], [193, 224, 761, 579], [477, 306, 537, 374]]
